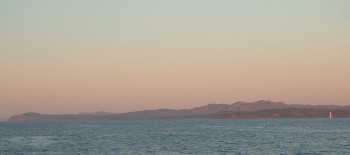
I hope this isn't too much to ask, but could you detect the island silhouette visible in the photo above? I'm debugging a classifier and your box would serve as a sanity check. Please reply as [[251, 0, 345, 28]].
[[8, 100, 350, 122]]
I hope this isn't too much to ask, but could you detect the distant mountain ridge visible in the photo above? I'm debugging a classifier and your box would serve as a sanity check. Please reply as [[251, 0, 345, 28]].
[[7, 100, 350, 122], [173, 108, 350, 119], [78, 111, 115, 115]]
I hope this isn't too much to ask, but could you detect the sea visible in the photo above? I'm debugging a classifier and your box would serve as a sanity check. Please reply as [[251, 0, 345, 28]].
[[0, 119, 349, 154]]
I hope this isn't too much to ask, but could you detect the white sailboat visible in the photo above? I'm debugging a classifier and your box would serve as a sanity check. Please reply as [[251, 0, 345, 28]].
[[329, 111, 332, 119]]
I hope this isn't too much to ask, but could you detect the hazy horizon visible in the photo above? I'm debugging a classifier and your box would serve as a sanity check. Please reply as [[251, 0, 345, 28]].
[[1, 0, 350, 119], [4, 99, 350, 119]]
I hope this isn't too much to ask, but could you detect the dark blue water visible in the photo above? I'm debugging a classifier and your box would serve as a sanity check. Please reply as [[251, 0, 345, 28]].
[[1, 119, 349, 154]]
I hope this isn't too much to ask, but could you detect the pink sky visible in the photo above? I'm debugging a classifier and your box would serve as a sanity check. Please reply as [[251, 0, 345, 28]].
[[1, 0, 349, 118]]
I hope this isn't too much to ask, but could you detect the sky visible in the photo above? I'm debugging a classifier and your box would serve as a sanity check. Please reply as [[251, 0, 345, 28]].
[[1, 0, 350, 118]]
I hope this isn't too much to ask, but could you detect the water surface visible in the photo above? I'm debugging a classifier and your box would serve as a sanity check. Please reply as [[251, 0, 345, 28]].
[[1, 119, 349, 154]]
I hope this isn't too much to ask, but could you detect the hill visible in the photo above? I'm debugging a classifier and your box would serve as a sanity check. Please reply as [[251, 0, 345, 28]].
[[7, 100, 350, 122]]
